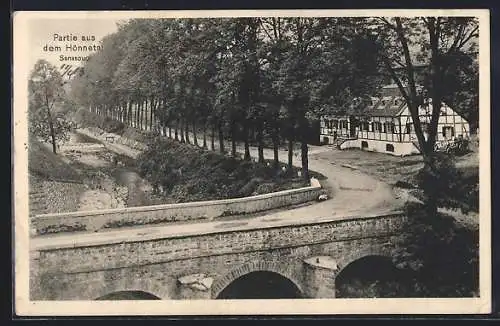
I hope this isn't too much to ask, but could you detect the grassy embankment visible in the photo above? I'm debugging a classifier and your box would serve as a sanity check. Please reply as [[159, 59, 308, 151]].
[[28, 136, 86, 215]]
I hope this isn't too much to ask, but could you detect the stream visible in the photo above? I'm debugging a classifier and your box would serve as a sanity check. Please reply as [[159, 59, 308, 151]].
[[64, 131, 155, 210]]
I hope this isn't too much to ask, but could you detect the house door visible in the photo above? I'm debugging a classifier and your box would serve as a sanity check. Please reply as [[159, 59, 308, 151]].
[[442, 126, 455, 140], [349, 117, 358, 138]]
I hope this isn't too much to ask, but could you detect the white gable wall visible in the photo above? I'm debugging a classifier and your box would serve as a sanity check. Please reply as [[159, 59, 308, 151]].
[[397, 104, 470, 144]]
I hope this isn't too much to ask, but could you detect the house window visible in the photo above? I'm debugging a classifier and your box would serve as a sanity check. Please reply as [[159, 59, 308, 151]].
[[442, 126, 455, 139], [385, 122, 395, 134], [373, 122, 382, 132], [361, 121, 370, 131], [326, 120, 333, 132], [361, 141, 368, 149], [386, 144, 395, 152], [406, 123, 413, 134], [333, 119, 339, 129]]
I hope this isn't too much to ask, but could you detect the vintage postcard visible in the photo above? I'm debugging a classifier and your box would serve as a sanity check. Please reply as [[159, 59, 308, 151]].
[[13, 9, 491, 315]]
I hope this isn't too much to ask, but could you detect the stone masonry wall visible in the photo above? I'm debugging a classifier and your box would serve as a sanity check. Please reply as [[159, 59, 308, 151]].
[[30, 179, 322, 236], [30, 213, 406, 300]]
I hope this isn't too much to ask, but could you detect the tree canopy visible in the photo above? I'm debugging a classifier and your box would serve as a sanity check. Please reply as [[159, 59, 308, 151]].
[[69, 17, 479, 181], [29, 59, 72, 154]]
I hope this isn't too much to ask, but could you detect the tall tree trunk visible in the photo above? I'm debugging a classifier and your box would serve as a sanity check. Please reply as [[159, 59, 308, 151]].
[[139, 101, 144, 130], [132, 102, 139, 128], [174, 118, 179, 141], [150, 98, 154, 131], [136, 102, 140, 128], [184, 118, 190, 144], [218, 120, 225, 154], [231, 122, 237, 158], [138, 102, 142, 130], [301, 140, 309, 182], [300, 117, 309, 182], [211, 122, 216, 151], [130, 103, 133, 127], [143, 100, 147, 130], [180, 118, 185, 143], [257, 121, 265, 163], [45, 95, 57, 154], [144, 100, 149, 130], [193, 118, 198, 147], [243, 121, 251, 161], [202, 122, 207, 149], [287, 122, 294, 169], [272, 125, 280, 169], [287, 139, 293, 169]]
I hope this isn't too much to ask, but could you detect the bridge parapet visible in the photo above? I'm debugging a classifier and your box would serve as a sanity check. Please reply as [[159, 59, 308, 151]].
[[31, 212, 406, 274], [30, 178, 323, 236]]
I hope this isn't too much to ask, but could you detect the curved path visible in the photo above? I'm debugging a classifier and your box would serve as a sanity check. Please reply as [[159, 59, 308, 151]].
[[32, 129, 405, 250]]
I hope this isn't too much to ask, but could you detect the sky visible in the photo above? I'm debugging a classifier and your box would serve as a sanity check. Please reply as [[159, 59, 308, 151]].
[[28, 18, 122, 74]]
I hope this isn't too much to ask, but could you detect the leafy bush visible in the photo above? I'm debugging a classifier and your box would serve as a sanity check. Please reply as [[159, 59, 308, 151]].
[[416, 152, 478, 213], [136, 137, 309, 202], [445, 137, 470, 156], [391, 202, 479, 297]]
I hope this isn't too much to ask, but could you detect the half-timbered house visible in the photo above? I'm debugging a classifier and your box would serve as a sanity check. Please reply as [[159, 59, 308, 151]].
[[319, 84, 470, 156]]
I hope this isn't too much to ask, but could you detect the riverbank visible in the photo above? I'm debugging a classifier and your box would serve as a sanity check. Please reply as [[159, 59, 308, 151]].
[[29, 131, 162, 215]]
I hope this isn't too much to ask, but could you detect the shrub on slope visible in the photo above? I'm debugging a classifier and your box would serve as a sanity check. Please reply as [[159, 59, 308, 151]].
[[137, 137, 308, 203]]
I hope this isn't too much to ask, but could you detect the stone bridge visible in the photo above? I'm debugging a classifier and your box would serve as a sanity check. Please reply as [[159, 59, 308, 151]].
[[30, 211, 408, 300]]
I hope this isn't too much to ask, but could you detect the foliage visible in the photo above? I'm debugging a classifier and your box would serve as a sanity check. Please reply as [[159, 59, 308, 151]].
[[136, 137, 308, 202], [392, 202, 479, 297], [69, 17, 392, 179], [445, 137, 470, 156], [415, 152, 478, 213], [29, 59, 72, 153]]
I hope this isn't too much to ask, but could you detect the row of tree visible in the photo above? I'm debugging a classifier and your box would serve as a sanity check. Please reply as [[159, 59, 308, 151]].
[[32, 17, 479, 189]]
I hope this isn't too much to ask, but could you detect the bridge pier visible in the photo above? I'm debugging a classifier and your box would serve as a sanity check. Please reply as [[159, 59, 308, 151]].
[[302, 256, 338, 298], [176, 273, 214, 300]]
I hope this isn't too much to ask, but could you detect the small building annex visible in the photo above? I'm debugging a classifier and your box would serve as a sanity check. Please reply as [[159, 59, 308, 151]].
[[319, 84, 470, 156]]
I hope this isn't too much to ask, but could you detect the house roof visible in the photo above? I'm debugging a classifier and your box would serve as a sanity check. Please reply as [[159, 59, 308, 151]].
[[355, 96, 406, 117]]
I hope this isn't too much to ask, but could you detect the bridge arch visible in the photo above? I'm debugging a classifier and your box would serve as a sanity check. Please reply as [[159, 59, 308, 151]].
[[92, 279, 171, 301], [211, 260, 304, 299], [96, 290, 161, 300], [335, 254, 409, 298]]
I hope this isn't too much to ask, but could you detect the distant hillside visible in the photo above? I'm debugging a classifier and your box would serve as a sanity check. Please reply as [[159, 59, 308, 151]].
[[28, 136, 82, 183]]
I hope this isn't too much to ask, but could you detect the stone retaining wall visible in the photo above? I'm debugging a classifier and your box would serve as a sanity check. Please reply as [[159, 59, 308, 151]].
[[30, 178, 323, 236]]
